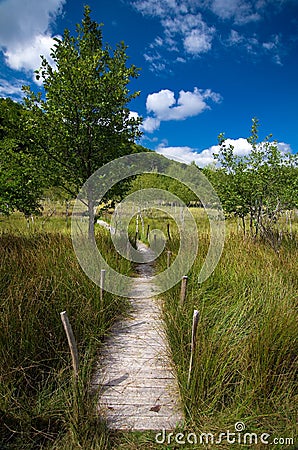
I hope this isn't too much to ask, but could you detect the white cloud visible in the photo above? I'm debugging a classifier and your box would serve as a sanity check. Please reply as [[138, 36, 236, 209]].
[[146, 89, 175, 117], [4, 34, 60, 75], [129, 111, 140, 120], [223, 138, 253, 156], [0, 78, 26, 99], [0, 0, 65, 80], [155, 142, 220, 167], [131, 0, 183, 18], [145, 87, 222, 122], [263, 41, 275, 51], [150, 36, 163, 48], [155, 137, 293, 168], [228, 29, 245, 45], [156, 144, 207, 165], [197, 138, 258, 164], [156, 144, 218, 167], [210, 0, 260, 24], [277, 142, 292, 154], [131, 1, 215, 68], [142, 117, 161, 133], [226, 31, 281, 61], [131, 0, 287, 68], [262, 34, 282, 65], [183, 29, 213, 54], [162, 12, 215, 55]]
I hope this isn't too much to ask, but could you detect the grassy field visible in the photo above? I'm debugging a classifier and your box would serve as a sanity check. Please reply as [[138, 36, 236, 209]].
[[0, 214, 131, 449], [121, 208, 298, 449], [0, 207, 297, 449], [160, 236, 297, 446]]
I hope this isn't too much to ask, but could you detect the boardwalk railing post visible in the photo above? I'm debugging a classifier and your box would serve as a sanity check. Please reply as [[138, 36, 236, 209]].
[[100, 269, 106, 308], [167, 250, 171, 269], [126, 240, 130, 259], [167, 223, 171, 241], [187, 309, 199, 387], [136, 213, 139, 239], [139, 209, 144, 237], [180, 275, 188, 306], [60, 311, 79, 378]]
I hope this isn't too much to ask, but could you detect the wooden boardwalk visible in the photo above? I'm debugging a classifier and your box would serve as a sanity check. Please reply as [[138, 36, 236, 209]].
[[92, 242, 184, 431]]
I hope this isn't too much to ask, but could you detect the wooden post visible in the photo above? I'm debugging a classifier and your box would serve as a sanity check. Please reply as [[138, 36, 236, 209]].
[[167, 223, 171, 241], [100, 269, 106, 307], [146, 224, 150, 240], [65, 200, 70, 226], [180, 275, 188, 306], [187, 309, 199, 387], [126, 240, 130, 259], [139, 209, 144, 237], [136, 214, 139, 235], [60, 311, 79, 378], [286, 210, 293, 239], [167, 250, 171, 269]]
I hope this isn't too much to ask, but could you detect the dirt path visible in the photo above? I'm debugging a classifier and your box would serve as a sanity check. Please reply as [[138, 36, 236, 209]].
[[92, 241, 184, 431]]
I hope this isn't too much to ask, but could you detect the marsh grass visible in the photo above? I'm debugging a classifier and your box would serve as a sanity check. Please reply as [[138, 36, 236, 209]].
[[0, 229, 130, 449], [157, 227, 298, 449], [1, 207, 297, 449], [103, 208, 298, 449]]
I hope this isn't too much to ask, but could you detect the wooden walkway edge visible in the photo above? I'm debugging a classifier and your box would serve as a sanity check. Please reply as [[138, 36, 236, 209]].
[[92, 242, 184, 431]]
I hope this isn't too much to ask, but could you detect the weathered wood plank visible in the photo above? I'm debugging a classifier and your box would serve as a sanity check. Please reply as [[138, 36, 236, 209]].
[[93, 241, 184, 431]]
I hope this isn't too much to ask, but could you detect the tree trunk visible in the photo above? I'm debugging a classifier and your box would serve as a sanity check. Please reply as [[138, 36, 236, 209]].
[[242, 215, 246, 236], [249, 209, 254, 236], [65, 200, 70, 227], [87, 186, 95, 241], [255, 200, 263, 238]]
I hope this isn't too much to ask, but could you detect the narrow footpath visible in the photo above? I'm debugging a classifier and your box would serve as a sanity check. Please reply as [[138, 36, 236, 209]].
[[92, 242, 184, 431]]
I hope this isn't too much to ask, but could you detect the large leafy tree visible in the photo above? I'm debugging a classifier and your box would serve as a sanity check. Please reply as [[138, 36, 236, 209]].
[[23, 6, 143, 237]]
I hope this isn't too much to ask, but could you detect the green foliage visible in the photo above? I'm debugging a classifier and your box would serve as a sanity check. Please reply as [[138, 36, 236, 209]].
[[23, 6, 143, 191], [128, 165, 201, 206], [0, 98, 47, 216], [22, 6, 145, 237], [1, 207, 297, 448], [158, 221, 298, 447], [204, 118, 298, 240], [0, 229, 130, 449]]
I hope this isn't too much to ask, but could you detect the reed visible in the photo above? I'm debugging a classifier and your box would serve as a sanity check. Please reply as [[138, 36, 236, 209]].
[[160, 227, 298, 447], [0, 229, 130, 449]]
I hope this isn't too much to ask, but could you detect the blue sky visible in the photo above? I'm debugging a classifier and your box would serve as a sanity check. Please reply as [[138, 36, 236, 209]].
[[0, 0, 297, 166]]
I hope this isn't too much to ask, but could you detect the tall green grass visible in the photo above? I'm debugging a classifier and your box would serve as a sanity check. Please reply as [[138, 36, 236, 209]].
[[1, 208, 297, 449], [0, 229, 130, 449], [158, 229, 298, 449]]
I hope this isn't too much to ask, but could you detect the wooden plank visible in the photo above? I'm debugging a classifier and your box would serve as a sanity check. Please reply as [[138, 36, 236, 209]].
[[94, 241, 184, 431], [100, 376, 176, 386], [101, 394, 178, 407], [104, 415, 183, 431], [100, 405, 182, 419]]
